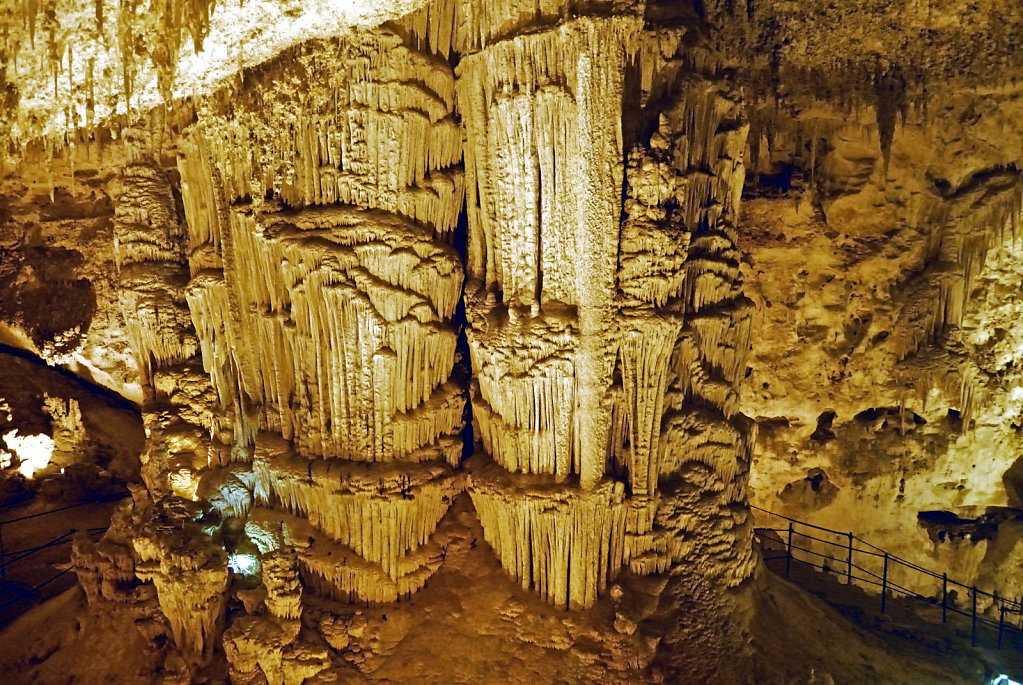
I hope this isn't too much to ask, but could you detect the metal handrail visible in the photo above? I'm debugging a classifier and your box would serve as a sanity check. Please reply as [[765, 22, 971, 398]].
[[753, 505, 1023, 648], [0, 526, 108, 569], [0, 495, 124, 579], [0, 526, 108, 614], [0, 494, 124, 525]]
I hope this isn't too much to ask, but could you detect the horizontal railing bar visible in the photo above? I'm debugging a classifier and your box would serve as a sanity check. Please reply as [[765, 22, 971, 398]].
[[788, 543, 845, 562], [1, 526, 108, 574], [30, 566, 74, 593], [0, 526, 112, 619], [853, 567, 884, 583], [850, 574, 883, 588], [888, 556, 945, 578], [792, 560, 883, 590], [4, 534, 75, 558], [750, 505, 848, 536], [0, 495, 124, 526], [752, 505, 1009, 601], [1, 531, 75, 566], [786, 531, 887, 560], [0, 579, 35, 598], [0, 595, 31, 612]]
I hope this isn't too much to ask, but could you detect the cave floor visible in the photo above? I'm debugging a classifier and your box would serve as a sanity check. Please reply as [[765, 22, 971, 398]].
[[754, 549, 1023, 684]]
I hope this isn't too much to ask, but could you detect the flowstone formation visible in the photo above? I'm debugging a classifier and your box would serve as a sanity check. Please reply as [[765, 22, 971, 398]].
[[41, 2, 763, 679], [459, 12, 755, 617], [8, 0, 1023, 683]]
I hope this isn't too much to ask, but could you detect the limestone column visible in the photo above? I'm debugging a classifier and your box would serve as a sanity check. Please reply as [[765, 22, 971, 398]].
[[457, 5, 642, 609], [110, 158, 230, 662], [458, 5, 756, 614], [177, 27, 467, 609]]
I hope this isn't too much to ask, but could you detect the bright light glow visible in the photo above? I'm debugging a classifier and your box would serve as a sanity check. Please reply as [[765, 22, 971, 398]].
[[228, 553, 261, 576], [2, 430, 55, 478], [991, 675, 1022, 685]]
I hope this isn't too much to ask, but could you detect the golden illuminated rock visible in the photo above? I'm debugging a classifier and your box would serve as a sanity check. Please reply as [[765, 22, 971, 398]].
[[4, 1, 1023, 684]]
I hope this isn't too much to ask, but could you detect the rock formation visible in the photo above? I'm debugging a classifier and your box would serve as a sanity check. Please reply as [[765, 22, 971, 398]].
[[2, 0, 1023, 683]]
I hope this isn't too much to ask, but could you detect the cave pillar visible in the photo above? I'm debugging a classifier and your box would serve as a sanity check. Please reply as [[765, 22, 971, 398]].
[[110, 158, 232, 662], [459, 11, 758, 616], [112, 159, 217, 500], [176, 27, 468, 613], [626, 44, 758, 680], [458, 12, 642, 609]]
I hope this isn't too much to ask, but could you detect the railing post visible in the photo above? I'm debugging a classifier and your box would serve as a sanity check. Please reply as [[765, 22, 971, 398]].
[[941, 573, 947, 623], [881, 552, 889, 613], [972, 586, 978, 647], [785, 522, 793, 578], [999, 605, 1006, 649], [846, 532, 854, 585]]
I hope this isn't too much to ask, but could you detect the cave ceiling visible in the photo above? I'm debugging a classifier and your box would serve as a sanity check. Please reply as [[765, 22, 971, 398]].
[[2, 1, 1023, 683]]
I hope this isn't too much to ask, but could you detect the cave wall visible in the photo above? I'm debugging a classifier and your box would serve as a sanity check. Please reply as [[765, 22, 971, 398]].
[[741, 87, 1023, 603], [3, 0, 1023, 683]]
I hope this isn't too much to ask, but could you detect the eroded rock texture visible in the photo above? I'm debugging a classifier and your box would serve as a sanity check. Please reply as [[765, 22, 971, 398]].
[[7, 0, 1023, 683], [742, 88, 1023, 608], [2, 2, 759, 681]]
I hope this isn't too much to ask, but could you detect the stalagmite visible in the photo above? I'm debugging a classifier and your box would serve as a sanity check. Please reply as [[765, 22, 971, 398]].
[[261, 549, 304, 622], [252, 436, 464, 578], [73, 490, 153, 606], [132, 498, 230, 655]]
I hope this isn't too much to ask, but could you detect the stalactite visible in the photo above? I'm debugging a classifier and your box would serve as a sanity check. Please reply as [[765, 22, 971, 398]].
[[185, 203, 464, 461], [180, 28, 467, 475], [618, 314, 682, 501], [187, 29, 463, 241], [467, 309, 579, 477], [468, 459, 627, 610], [132, 498, 229, 655], [170, 28, 471, 610], [251, 435, 464, 579], [458, 16, 759, 608], [246, 504, 462, 604], [894, 177, 1023, 365]]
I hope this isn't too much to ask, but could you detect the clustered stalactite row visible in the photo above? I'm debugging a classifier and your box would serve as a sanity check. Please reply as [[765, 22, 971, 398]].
[[890, 172, 1023, 424], [460, 15, 755, 605], [1, 0, 216, 145], [72, 2, 757, 681]]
